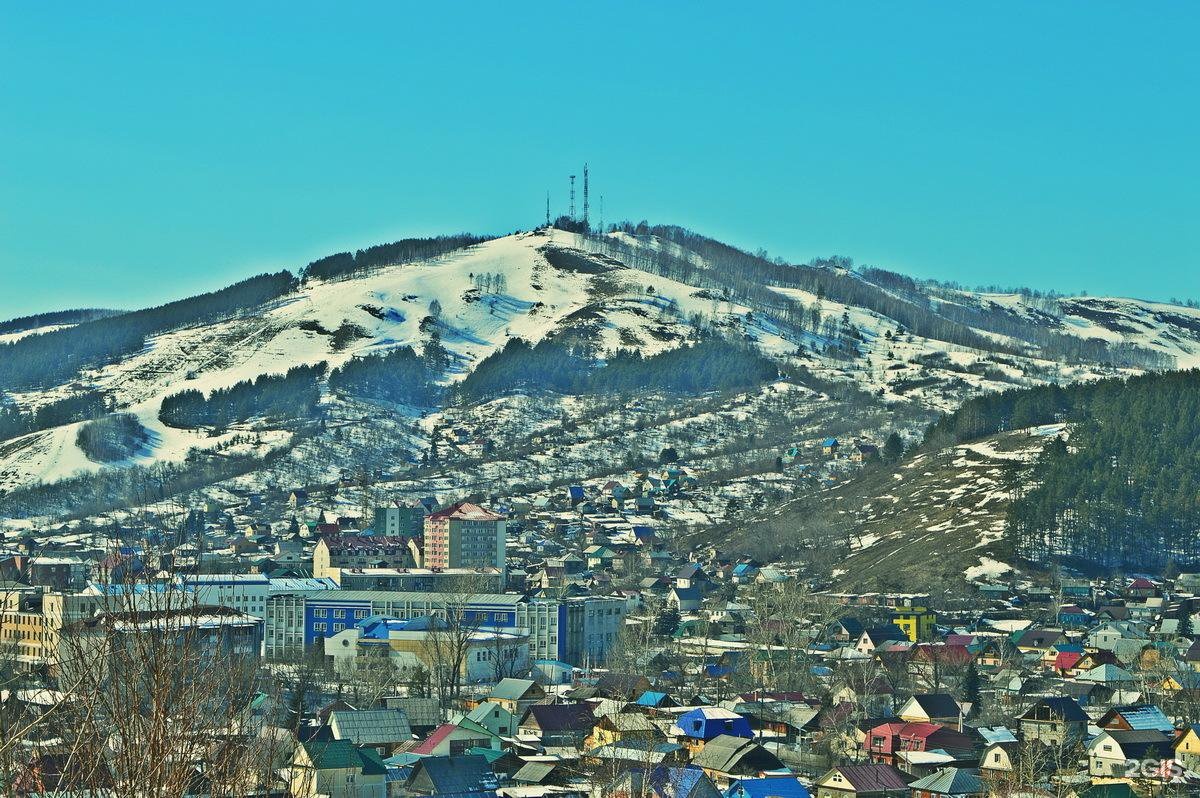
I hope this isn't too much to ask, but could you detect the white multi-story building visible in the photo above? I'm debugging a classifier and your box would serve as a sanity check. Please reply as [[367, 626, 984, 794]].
[[178, 574, 269, 618], [259, 588, 624, 666]]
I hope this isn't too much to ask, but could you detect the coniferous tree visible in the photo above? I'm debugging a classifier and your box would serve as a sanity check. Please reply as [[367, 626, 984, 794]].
[[964, 662, 981, 709], [655, 607, 682, 637], [883, 432, 905, 463], [925, 369, 1200, 571]]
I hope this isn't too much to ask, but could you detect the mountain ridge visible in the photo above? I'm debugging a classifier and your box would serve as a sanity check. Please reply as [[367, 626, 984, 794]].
[[3, 224, 1199, 544]]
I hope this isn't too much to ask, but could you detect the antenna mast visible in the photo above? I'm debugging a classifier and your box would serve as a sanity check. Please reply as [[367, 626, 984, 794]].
[[545, 192, 550, 227], [582, 163, 589, 229], [598, 194, 604, 235], [569, 175, 576, 220]]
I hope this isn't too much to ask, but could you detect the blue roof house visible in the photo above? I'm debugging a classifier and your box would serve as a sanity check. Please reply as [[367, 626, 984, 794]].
[[636, 691, 678, 709], [674, 707, 753, 742], [724, 777, 811, 798]]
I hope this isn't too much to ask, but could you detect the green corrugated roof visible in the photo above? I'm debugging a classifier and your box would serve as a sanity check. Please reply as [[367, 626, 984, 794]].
[[466, 746, 509, 763], [303, 739, 360, 770], [490, 677, 538, 701], [303, 739, 387, 775]]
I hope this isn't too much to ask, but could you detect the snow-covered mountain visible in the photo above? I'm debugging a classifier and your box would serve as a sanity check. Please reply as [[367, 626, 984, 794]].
[[2, 225, 1199, 519]]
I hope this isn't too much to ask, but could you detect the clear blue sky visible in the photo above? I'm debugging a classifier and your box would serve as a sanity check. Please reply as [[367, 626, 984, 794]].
[[1, 2, 1197, 319]]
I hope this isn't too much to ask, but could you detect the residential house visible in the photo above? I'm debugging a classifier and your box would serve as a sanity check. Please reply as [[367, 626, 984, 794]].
[[812, 764, 911, 798], [673, 707, 754, 749], [724, 776, 811, 798], [1072, 650, 1120, 675], [1059, 577, 1093, 600], [518, 702, 596, 748], [327, 708, 413, 755], [587, 712, 661, 750], [290, 739, 387, 798], [1053, 650, 1084, 675], [1096, 605, 1132, 622], [677, 563, 713, 592], [972, 639, 1006, 671], [487, 678, 545, 715], [896, 695, 964, 732], [831, 676, 895, 717], [402, 754, 499, 798], [1077, 663, 1136, 688], [464, 701, 515, 738], [907, 767, 984, 798], [849, 442, 879, 463], [634, 690, 679, 712], [1174, 724, 1200, 772], [595, 672, 652, 701], [1097, 704, 1174, 734], [585, 545, 620, 572], [1014, 628, 1066, 658], [1125, 578, 1159, 599], [1018, 697, 1088, 747], [689, 735, 785, 788], [736, 702, 820, 747], [671, 585, 704, 612], [607, 766, 722, 798], [728, 562, 759, 586], [1087, 730, 1175, 778], [856, 626, 909, 656], [978, 740, 1019, 777], [832, 618, 866, 645], [1088, 622, 1147, 653], [409, 721, 499, 757], [863, 722, 974, 767], [383, 696, 441, 735], [1057, 605, 1093, 628]]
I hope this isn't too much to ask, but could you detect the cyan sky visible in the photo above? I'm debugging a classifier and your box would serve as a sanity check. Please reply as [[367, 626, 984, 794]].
[[1, 2, 1196, 319]]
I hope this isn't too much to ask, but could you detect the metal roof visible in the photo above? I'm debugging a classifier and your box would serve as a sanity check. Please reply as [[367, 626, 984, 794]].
[[329, 709, 413, 745]]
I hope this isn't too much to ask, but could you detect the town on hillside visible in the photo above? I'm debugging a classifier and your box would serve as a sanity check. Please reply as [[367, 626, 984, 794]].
[[2, 467, 1199, 798]]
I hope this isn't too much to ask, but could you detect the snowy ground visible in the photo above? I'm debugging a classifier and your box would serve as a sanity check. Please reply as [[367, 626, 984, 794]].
[[3, 228, 1197, 519]]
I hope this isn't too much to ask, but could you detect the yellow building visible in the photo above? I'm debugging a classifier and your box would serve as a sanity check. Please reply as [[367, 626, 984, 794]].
[[892, 606, 937, 642], [312, 535, 421, 581], [1, 589, 107, 672], [1176, 726, 1200, 772]]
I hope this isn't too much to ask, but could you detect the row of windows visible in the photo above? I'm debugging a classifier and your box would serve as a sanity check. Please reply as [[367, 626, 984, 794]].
[[313, 608, 369, 619], [312, 622, 346, 633]]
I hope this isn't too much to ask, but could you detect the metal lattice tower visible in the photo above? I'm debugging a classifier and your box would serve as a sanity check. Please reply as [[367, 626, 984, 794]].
[[582, 163, 589, 227], [545, 192, 550, 227], [569, 175, 576, 219]]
